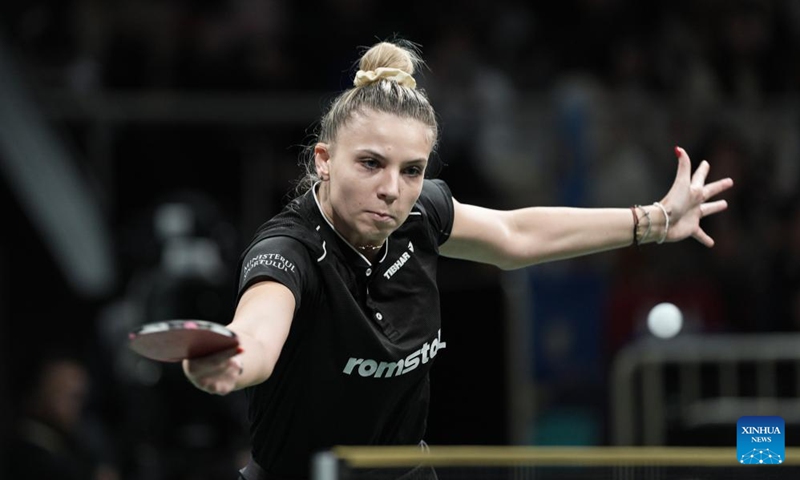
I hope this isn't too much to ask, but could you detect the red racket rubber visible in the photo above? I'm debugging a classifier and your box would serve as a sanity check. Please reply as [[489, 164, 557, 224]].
[[128, 320, 239, 362]]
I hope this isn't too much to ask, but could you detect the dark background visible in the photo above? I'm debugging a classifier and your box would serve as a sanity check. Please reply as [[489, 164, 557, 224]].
[[2, 1, 799, 479]]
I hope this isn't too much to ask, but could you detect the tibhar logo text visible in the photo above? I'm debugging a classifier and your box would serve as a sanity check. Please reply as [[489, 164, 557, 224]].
[[342, 329, 446, 378], [384, 252, 411, 280]]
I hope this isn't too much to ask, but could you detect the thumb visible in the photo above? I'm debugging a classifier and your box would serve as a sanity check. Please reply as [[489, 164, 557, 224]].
[[673, 146, 691, 186]]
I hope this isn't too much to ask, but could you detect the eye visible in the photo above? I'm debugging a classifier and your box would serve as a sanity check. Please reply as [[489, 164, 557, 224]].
[[360, 158, 379, 170], [404, 165, 424, 177]]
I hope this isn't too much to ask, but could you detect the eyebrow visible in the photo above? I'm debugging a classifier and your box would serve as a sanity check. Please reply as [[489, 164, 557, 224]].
[[356, 148, 428, 165]]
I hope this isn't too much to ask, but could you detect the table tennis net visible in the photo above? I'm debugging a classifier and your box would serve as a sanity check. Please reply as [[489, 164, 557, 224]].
[[312, 446, 800, 480]]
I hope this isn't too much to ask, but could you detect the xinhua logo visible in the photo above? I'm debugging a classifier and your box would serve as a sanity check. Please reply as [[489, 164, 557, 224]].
[[737, 416, 785, 465]]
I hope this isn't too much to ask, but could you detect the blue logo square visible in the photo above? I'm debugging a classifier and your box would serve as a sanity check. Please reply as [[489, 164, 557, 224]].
[[737, 416, 785, 465]]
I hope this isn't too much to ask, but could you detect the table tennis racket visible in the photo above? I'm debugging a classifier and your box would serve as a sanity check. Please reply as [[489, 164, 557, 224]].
[[128, 319, 239, 362]]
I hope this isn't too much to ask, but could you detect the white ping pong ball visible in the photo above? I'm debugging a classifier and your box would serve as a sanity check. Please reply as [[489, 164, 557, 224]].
[[647, 302, 683, 338]]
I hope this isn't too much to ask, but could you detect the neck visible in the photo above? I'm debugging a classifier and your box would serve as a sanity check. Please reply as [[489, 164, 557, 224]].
[[356, 243, 385, 262]]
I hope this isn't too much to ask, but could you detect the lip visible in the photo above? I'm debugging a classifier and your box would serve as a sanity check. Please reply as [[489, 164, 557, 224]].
[[367, 211, 394, 222]]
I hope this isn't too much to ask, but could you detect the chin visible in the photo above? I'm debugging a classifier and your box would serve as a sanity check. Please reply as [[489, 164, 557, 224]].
[[360, 220, 395, 235]]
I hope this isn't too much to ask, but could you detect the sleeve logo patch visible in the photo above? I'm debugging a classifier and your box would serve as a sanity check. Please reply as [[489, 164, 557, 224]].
[[242, 253, 297, 280]]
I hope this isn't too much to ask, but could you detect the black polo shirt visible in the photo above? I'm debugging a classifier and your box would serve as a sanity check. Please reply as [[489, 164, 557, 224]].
[[236, 179, 454, 479]]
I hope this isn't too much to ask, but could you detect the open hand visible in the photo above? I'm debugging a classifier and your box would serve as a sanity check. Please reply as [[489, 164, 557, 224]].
[[660, 146, 734, 247]]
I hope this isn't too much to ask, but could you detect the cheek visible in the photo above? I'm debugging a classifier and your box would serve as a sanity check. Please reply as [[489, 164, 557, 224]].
[[406, 182, 424, 206], [330, 180, 365, 214], [394, 184, 423, 220]]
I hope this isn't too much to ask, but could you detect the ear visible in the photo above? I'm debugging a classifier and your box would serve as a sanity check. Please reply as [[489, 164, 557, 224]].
[[314, 143, 331, 181]]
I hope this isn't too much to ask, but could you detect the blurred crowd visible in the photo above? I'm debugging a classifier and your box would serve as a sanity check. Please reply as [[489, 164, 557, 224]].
[[4, 0, 800, 97], [2, 0, 800, 478]]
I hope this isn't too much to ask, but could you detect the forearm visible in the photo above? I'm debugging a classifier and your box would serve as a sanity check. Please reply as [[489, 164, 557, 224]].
[[227, 282, 295, 390], [505, 204, 668, 267], [227, 327, 278, 390]]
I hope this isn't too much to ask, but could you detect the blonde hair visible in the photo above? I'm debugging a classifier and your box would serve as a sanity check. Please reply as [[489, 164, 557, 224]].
[[297, 40, 439, 193]]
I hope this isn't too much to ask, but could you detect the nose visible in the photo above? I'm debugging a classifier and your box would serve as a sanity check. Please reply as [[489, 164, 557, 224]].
[[376, 169, 400, 203]]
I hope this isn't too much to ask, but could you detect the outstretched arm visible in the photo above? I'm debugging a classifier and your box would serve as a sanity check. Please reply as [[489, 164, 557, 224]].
[[182, 280, 295, 395], [439, 147, 734, 270]]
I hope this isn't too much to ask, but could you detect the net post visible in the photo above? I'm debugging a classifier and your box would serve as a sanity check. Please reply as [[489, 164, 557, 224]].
[[312, 450, 339, 480]]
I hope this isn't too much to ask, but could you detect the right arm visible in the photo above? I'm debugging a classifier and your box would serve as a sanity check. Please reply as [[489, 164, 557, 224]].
[[182, 280, 295, 395]]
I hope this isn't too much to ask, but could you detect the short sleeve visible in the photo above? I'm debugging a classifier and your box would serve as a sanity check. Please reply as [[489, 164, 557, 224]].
[[416, 179, 455, 246], [238, 236, 312, 309]]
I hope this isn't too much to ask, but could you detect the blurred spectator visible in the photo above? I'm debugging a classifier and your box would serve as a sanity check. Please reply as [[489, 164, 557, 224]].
[[7, 353, 119, 480]]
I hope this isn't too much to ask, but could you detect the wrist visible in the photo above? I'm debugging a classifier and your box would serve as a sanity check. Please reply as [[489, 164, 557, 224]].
[[651, 201, 671, 244], [632, 203, 670, 245]]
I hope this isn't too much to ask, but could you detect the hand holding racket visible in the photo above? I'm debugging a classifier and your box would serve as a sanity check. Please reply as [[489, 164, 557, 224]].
[[129, 319, 240, 362], [128, 319, 244, 395]]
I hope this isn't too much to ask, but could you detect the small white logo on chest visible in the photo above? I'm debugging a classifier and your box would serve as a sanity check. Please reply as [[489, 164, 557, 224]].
[[383, 251, 411, 280]]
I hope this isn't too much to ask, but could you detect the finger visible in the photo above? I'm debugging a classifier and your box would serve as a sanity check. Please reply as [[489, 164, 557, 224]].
[[703, 177, 734, 199], [208, 356, 243, 376], [200, 378, 234, 395], [206, 345, 243, 360], [211, 385, 234, 396], [190, 362, 230, 381], [674, 146, 692, 184], [691, 160, 710, 188], [213, 382, 236, 396], [186, 348, 241, 376], [196, 362, 241, 393], [189, 346, 242, 369], [214, 363, 242, 395], [694, 228, 715, 248], [228, 355, 244, 377], [185, 357, 222, 377], [700, 199, 728, 217]]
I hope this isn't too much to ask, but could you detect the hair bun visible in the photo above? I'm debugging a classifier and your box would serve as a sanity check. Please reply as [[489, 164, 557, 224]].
[[354, 67, 417, 89]]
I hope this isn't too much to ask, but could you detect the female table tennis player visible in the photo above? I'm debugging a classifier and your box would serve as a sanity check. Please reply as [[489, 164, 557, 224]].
[[182, 40, 733, 480]]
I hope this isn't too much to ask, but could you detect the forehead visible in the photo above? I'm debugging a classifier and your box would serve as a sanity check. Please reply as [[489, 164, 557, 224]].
[[334, 110, 434, 155]]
